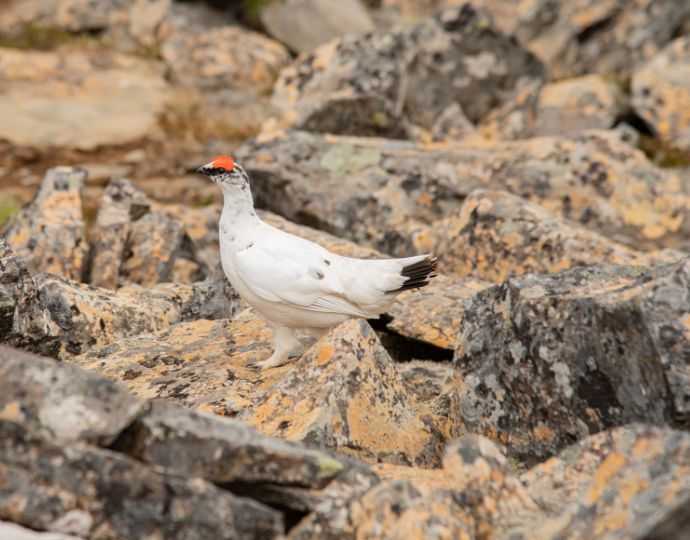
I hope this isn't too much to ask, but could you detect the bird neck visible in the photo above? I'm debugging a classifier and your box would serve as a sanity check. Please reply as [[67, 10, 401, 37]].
[[220, 186, 262, 229]]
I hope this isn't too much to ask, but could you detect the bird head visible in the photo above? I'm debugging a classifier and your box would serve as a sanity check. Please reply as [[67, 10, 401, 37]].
[[197, 155, 249, 190]]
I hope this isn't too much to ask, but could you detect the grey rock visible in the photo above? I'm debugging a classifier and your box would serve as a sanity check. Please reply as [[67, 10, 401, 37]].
[[36, 273, 195, 356], [3, 167, 87, 281], [87, 177, 151, 290], [237, 129, 690, 256], [452, 258, 690, 463], [0, 345, 144, 446], [264, 4, 543, 139], [0, 421, 283, 540], [115, 399, 350, 488], [177, 263, 244, 322], [260, 0, 375, 53], [0, 239, 60, 357]]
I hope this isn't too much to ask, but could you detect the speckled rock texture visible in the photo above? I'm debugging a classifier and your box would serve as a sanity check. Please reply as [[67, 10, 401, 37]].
[[36, 273, 197, 357], [0, 345, 144, 445], [452, 258, 690, 463], [0, 522, 82, 540], [533, 74, 626, 136], [437, 189, 685, 282], [0, 0, 172, 50], [633, 35, 690, 151], [0, 239, 60, 357], [3, 167, 87, 281], [263, 4, 544, 140], [238, 129, 690, 255], [243, 319, 450, 467], [473, 0, 690, 80]]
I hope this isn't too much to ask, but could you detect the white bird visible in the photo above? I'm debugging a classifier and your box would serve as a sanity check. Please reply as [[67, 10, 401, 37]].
[[197, 155, 439, 369]]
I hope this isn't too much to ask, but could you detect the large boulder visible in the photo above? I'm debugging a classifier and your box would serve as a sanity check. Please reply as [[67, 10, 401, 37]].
[[0, 240, 61, 357], [263, 4, 544, 139], [473, 0, 690, 80], [533, 74, 626, 136], [243, 319, 449, 467], [436, 189, 685, 281], [0, 48, 169, 150], [452, 258, 690, 463], [0, 0, 172, 51], [237, 129, 690, 255], [3, 167, 87, 281], [258, 0, 375, 54], [632, 35, 690, 151]]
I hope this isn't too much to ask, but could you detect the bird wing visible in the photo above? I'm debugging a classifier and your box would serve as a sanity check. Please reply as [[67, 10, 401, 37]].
[[233, 235, 368, 317]]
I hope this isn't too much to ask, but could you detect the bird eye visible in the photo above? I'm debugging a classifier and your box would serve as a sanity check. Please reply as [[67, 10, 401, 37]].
[[218, 167, 226, 174]]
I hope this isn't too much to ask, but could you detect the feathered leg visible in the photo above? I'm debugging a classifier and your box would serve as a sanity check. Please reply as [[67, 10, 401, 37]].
[[254, 325, 301, 369]]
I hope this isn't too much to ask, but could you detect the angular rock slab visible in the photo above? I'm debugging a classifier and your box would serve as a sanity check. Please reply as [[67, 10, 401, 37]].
[[238, 129, 690, 255], [436, 189, 685, 282], [69, 309, 280, 416], [0, 48, 169, 150], [243, 319, 449, 467], [452, 259, 690, 463], [259, 0, 374, 53], [385, 275, 491, 349], [517, 424, 690, 539], [264, 4, 543, 139], [0, 346, 144, 446], [3, 167, 86, 281], [0, 239, 60, 357], [533, 74, 626, 136], [474, 0, 690, 79], [87, 177, 151, 290], [37, 274, 195, 357], [0, 421, 282, 540], [633, 35, 690, 151]]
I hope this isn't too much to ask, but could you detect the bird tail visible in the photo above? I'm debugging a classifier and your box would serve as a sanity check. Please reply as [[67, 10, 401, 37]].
[[388, 255, 439, 293]]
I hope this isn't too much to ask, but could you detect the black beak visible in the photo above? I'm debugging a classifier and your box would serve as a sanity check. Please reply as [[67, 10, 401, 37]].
[[197, 166, 211, 176]]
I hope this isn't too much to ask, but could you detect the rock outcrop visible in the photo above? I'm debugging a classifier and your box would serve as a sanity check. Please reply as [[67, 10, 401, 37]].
[[452, 259, 690, 463], [263, 4, 544, 140]]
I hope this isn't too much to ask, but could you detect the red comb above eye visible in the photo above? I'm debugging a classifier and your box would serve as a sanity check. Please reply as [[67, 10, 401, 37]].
[[212, 156, 235, 170]]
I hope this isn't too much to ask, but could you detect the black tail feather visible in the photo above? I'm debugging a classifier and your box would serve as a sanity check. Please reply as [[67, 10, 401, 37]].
[[389, 256, 439, 293]]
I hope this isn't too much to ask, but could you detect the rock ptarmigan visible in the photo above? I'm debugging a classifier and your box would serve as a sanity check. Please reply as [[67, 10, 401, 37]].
[[198, 155, 439, 368]]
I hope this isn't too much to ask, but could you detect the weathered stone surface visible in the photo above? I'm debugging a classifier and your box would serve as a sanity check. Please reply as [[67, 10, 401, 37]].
[[116, 399, 348, 489], [0, 345, 144, 446], [0, 421, 283, 539], [399, 360, 455, 404], [0, 239, 60, 357], [385, 275, 491, 349], [633, 35, 690, 150], [238, 129, 690, 255], [69, 309, 279, 416], [533, 74, 626, 136], [161, 24, 290, 95], [0, 521, 81, 540], [436, 189, 686, 282], [260, 0, 374, 53], [3, 167, 86, 281], [263, 4, 543, 139], [0, 0, 172, 50], [36, 273, 195, 356], [473, 0, 690, 80], [0, 49, 169, 149], [175, 263, 244, 322], [119, 210, 186, 286], [243, 319, 449, 467], [516, 424, 690, 539], [87, 177, 150, 290], [452, 258, 690, 463]]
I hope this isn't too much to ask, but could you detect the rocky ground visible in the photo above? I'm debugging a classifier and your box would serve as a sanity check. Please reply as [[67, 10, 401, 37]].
[[2, 0, 690, 538]]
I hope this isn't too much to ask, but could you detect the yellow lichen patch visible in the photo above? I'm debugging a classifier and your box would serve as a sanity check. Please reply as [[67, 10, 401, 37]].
[[0, 402, 23, 423], [584, 452, 627, 504]]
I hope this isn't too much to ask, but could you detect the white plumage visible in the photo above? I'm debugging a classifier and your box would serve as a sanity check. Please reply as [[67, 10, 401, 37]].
[[198, 156, 438, 368]]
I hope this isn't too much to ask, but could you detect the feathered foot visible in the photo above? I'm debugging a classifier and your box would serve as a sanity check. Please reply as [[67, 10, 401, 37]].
[[251, 326, 301, 369]]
